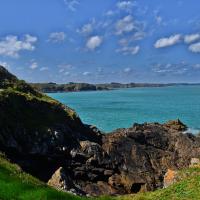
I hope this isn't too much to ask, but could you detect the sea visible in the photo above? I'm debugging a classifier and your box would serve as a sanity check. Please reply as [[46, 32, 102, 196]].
[[48, 85, 200, 134]]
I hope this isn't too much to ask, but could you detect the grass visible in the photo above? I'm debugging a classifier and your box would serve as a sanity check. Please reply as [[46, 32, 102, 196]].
[[1, 153, 200, 200], [0, 154, 85, 200]]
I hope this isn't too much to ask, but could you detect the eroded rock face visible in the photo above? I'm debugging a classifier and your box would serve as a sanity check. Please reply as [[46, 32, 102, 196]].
[[46, 120, 200, 196]]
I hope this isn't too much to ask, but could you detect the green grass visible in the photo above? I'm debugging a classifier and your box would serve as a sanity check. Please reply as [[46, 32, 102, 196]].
[[0, 154, 86, 200], [1, 153, 200, 200], [114, 167, 200, 200]]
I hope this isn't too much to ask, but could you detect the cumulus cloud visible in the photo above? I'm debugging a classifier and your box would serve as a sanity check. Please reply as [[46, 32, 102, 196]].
[[77, 20, 96, 36], [0, 34, 37, 58], [40, 67, 48, 71], [115, 15, 135, 35], [116, 45, 140, 55], [48, 32, 66, 43], [118, 31, 145, 47], [64, 71, 70, 76], [184, 34, 200, 44], [59, 68, 65, 73], [124, 67, 132, 72], [116, 1, 134, 12], [83, 71, 91, 76], [154, 34, 182, 48], [30, 62, 38, 70], [155, 16, 163, 25], [188, 42, 200, 53], [86, 36, 103, 50], [64, 0, 79, 11], [105, 10, 115, 16]]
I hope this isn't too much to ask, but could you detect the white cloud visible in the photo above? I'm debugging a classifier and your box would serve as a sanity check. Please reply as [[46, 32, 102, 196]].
[[77, 22, 94, 35], [48, 32, 66, 43], [59, 68, 65, 73], [0, 34, 37, 58], [25, 35, 37, 43], [193, 64, 200, 69], [0, 61, 10, 69], [124, 67, 132, 72], [118, 31, 145, 47], [30, 62, 38, 70], [86, 36, 103, 50], [64, 71, 70, 76], [184, 34, 200, 44], [115, 15, 135, 35], [154, 34, 182, 48], [116, 1, 134, 12], [105, 10, 115, 16], [155, 16, 163, 25], [116, 45, 140, 55], [188, 42, 200, 53], [58, 64, 73, 70], [64, 0, 79, 11], [40, 67, 48, 71], [83, 71, 91, 76], [152, 62, 189, 75]]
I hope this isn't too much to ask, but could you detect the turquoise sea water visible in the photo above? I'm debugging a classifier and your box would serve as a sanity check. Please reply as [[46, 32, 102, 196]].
[[48, 86, 200, 133]]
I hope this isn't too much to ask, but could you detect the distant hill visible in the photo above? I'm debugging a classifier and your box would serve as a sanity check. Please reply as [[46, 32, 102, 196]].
[[29, 82, 200, 93]]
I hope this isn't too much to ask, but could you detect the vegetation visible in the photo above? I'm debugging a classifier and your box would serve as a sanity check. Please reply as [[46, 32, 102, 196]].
[[0, 153, 85, 200], [30, 82, 109, 93], [0, 152, 200, 200], [30, 82, 176, 93]]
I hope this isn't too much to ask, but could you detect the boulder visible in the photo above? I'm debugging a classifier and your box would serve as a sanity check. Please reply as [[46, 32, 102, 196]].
[[163, 169, 177, 188], [48, 167, 72, 190]]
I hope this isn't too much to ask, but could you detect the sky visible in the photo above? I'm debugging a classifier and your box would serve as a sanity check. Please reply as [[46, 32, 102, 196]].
[[0, 0, 200, 83]]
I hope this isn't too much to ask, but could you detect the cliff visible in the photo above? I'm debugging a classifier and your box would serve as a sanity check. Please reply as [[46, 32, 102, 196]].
[[0, 66, 101, 181], [0, 66, 200, 197]]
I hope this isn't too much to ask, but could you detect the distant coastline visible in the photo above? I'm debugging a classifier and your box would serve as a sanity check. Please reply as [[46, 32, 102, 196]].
[[30, 82, 200, 93]]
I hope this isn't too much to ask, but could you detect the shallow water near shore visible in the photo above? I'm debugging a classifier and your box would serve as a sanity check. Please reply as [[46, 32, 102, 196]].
[[48, 85, 200, 133]]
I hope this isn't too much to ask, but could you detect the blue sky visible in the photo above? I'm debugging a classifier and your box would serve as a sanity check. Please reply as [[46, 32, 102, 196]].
[[0, 0, 200, 83]]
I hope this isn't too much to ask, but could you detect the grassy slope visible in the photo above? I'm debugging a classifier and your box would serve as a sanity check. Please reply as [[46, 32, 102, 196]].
[[0, 154, 85, 200], [116, 167, 200, 200], [0, 154, 200, 200]]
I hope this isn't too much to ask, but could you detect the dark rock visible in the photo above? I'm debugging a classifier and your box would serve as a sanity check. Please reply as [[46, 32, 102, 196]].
[[92, 168, 105, 175], [104, 170, 114, 177], [74, 171, 88, 180]]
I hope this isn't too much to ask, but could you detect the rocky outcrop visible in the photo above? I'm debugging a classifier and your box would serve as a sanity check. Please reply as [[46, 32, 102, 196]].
[[1, 66, 200, 196], [47, 121, 200, 196]]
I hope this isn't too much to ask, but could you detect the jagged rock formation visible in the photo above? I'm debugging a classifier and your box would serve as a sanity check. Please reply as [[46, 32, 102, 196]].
[[48, 120, 200, 196], [0, 66, 200, 196]]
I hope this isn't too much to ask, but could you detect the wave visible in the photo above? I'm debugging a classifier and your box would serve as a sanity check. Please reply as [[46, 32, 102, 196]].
[[184, 128, 200, 135]]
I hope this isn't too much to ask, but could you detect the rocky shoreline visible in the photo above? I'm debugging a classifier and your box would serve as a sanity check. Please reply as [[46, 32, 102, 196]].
[[0, 65, 200, 197], [47, 120, 200, 196]]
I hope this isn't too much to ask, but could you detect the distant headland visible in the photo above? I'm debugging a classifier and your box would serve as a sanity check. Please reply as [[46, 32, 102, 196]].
[[30, 82, 200, 93]]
